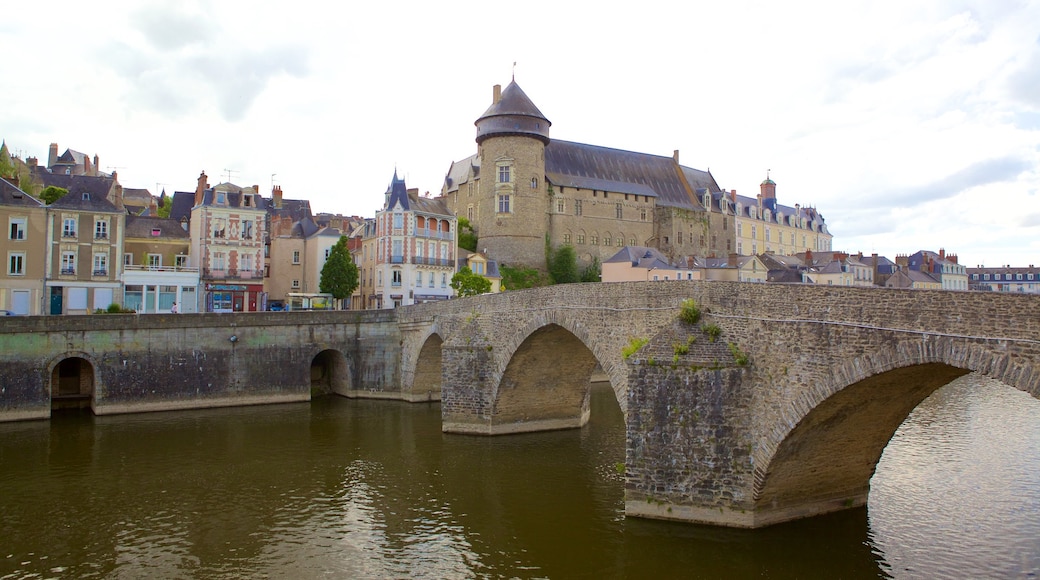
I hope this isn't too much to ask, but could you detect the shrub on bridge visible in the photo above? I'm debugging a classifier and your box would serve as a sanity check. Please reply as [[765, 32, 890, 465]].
[[679, 299, 701, 325]]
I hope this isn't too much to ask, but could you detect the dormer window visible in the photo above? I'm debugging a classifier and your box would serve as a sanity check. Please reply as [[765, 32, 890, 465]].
[[243, 194, 252, 207], [216, 192, 226, 205], [82, 192, 90, 201]]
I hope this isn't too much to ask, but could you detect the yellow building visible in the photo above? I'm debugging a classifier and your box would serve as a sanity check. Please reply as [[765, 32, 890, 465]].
[[1, 177, 47, 314]]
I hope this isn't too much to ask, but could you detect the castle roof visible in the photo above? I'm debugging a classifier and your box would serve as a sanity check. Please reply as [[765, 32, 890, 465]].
[[545, 140, 719, 210], [475, 80, 551, 145]]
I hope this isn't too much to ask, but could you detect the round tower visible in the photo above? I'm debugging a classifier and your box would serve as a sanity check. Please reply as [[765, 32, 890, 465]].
[[473, 80, 551, 268]]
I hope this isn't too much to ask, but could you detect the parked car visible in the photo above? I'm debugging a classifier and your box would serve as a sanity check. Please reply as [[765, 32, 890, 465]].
[[0, 310, 15, 316], [268, 301, 285, 312]]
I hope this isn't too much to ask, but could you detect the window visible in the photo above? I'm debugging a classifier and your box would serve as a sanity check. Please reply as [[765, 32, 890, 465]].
[[575, 200, 582, 216], [737, 223, 743, 237], [1016, 273, 1023, 281], [377, 271, 382, 287], [93, 253, 108, 276], [124, 253, 132, 266], [723, 217, 728, 230], [577, 234, 585, 245], [8, 252, 24, 275], [751, 225, 757, 239], [498, 194, 511, 213], [557, 199, 565, 213], [591, 235, 598, 246], [243, 194, 252, 207], [393, 213, 403, 230], [292, 250, 301, 264], [429, 272, 435, 288], [498, 164, 511, 183], [213, 218, 225, 238], [148, 254, 161, 268], [242, 220, 254, 239], [630, 238, 636, 246], [616, 237, 623, 247], [62, 218, 77, 238], [563, 233, 571, 244], [467, 205, 474, 220], [392, 269, 402, 287], [678, 232, 683, 245], [241, 254, 253, 272], [765, 227, 771, 242], [441, 273, 447, 288], [216, 192, 226, 204], [531, 177, 538, 189], [640, 208, 647, 221], [392, 240, 403, 262], [292, 279, 301, 289], [95, 220, 108, 239], [467, 182, 474, 197], [616, 203, 622, 219], [9, 218, 26, 240], [61, 252, 76, 275], [212, 252, 226, 271], [176, 255, 188, 268]]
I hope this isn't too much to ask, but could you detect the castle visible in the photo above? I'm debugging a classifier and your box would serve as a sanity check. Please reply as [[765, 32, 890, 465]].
[[440, 79, 831, 270]]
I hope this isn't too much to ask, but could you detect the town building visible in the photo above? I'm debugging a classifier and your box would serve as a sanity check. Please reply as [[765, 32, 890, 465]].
[[1, 177, 47, 314], [42, 174, 125, 314], [968, 265, 1040, 294], [458, 250, 502, 292], [903, 250, 968, 291], [188, 172, 266, 312], [726, 177, 832, 257], [122, 215, 200, 313], [370, 172, 456, 309]]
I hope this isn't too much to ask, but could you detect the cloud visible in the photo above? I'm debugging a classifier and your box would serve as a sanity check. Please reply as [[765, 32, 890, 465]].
[[188, 45, 309, 121], [1022, 213, 1040, 227], [878, 156, 1030, 207], [130, 5, 216, 52], [1007, 43, 1040, 109]]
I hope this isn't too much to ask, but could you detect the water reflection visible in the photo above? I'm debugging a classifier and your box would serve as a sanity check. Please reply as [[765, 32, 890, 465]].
[[0, 375, 1037, 578]]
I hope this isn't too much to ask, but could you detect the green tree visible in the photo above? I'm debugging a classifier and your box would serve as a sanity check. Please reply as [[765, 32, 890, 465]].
[[458, 217, 478, 252], [319, 236, 359, 309], [547, 244, 580, 284], [451, 266, 491, 297], [156, 192, 172, 218], [40, 186, 68, 204], [581, 256, 601, 282], [500, 264, 544, 291], [0, 141, 14, 179]]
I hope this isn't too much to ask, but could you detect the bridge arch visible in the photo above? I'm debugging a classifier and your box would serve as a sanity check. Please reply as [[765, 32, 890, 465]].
[[752, 336, 1040, 527], [486, 313, 615, 434], [47, 352, 98, 412], [310, 348, 351, 396], [411, 333, 443, 402]]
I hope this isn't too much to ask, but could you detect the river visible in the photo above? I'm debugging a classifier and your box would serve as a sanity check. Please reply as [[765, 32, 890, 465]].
[[1, 373, 1038, 579]]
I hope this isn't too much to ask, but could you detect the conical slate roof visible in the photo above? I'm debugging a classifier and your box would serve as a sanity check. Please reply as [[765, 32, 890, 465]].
[[475, 80, 551, 145]]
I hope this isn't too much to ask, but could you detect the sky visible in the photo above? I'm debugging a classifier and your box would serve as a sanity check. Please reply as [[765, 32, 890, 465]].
[[2, 0, 1038, 268]]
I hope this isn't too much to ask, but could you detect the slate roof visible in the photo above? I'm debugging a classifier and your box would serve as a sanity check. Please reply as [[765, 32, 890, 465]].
[[605, 246, 674, 270], [125, 215, 190, 239], [169, 191, 195, 222], [0, 177, 43, 207], [545, 140, 718, 210], [475, 80, 551, 145], [442, 154, 479, 194], [46, 174, 122, 212]]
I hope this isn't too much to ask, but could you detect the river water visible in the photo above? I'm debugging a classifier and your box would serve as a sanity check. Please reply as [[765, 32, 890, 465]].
[[1, 373, 1038, 579]]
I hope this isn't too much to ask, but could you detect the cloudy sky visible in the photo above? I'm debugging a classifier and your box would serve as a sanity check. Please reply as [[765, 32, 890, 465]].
[[2, 0, 1038, 267]]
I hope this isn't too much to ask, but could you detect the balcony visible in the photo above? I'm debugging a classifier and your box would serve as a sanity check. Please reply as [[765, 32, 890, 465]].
[[124, 264, 200, 273], [417, 229, 452, 240], [62, 232, 77, 239], [390, 255, 405, 264], [93, 269, 108, 276], [60, 268, 76, 275], [94, 234, 109, 240], [411, 256, 453, 267]]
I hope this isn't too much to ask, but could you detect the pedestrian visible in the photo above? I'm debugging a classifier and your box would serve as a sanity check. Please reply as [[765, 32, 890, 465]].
[[171, 302, 178, 314]]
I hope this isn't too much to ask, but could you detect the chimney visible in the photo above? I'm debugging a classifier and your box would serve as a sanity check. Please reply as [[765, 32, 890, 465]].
[[939, 248, 945, 260], [805, 248, 813, 263], [195, 171, 208, 206], [728, 253, 738, 267], [492, 84, 502, 104], [673, 150, 679, 163], [93, 154, 99, 176], [730, 189, 737, 203], [149, 196, 158, 214], [27, 157, 37, 168], [272, 185, 283, 209], [949, 253, 958, 264], [48, 143, 58, 169], [84, 155, 91, 175], [872, 252, 879, 281]]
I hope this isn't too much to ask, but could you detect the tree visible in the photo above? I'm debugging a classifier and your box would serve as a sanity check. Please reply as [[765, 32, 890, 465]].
[[0, 141, 14, 180], [319, 236, 359, 309], [581, 256, 601, 282], [451, 266, 491, 297], [547, 244, 580, 284], [500, 264, 543, 291], [156, 192, 172, 218], [40, 186, 68, 204], [458, 217, 478, 252]]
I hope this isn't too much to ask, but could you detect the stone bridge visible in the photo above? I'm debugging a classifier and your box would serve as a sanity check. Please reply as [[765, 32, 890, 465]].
[[399, 282, 1040, 527], [1, 281, 1038, 528]]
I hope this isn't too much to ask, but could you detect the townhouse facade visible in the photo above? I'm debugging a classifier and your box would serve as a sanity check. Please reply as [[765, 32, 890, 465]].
[[1, 177, 47, 314], [368, 173, 456, 309], [968, 265, 1040, 294], [123, 215, 200, 313]]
